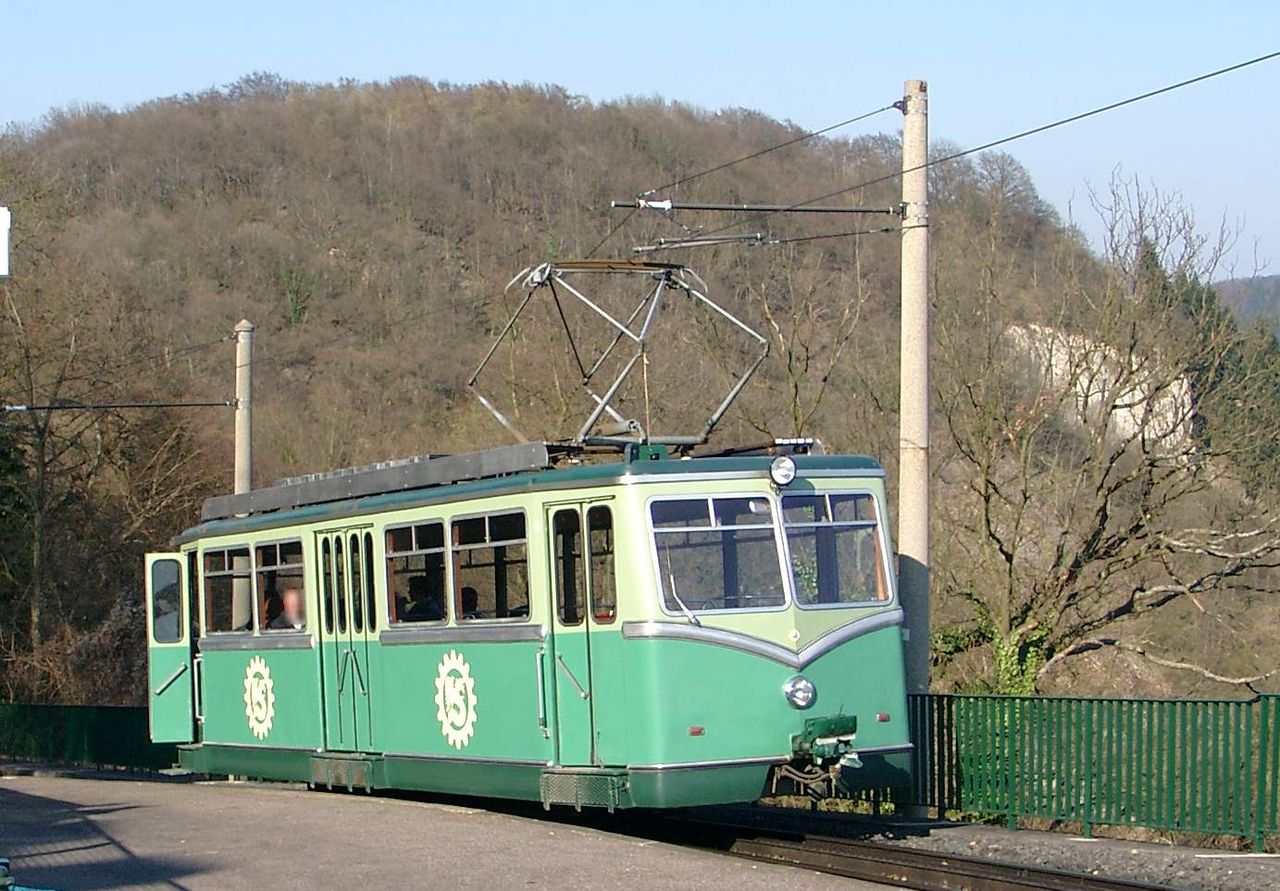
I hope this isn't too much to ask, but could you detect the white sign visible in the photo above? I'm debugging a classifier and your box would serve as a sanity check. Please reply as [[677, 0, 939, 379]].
[[0, 207, 10, 278], [434, 649, 477, 749], [243, 655, 276, 740]]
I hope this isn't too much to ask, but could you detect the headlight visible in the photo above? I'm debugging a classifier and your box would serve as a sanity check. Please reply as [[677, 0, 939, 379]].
[[769, 455, 797, 487], [782, 675, 816, 709]]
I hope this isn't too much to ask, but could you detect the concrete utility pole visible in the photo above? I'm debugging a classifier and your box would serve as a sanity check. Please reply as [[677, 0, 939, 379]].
[[233, 319, 255, 494], [898, 80, 931, 701]]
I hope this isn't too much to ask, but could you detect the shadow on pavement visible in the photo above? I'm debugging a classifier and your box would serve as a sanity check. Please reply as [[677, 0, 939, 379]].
[[0, 785, 211, 891]]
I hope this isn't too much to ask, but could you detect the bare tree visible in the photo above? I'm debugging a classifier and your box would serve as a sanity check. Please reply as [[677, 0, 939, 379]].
[[932, 179, 1280, 693]]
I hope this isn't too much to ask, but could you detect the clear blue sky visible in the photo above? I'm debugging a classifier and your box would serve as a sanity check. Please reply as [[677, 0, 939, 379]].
[[2, 1, 1277, 275]]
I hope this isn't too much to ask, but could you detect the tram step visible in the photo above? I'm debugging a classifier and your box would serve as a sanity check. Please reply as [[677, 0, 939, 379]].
[[310, 753, 382, 791], [539, 769, 630, 812]]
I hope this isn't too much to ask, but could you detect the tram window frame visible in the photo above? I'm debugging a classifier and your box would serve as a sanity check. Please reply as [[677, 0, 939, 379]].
[[780, 491, 891, 608], [364, 531, 377, 631], [187, 550, 199, 640], [588, 505, 617, 624], [150, 558, 183, 644], [552, 509, 586, 626], [334, 535, 348, 633], [255, 539, 307, 631], [386, 520, 449, 625], [350, 533, 365, 633], [321, 537, 334, 633], [203, 545, 254, 634], [451, 509, 531, 622], [648, 494, 789, 615]]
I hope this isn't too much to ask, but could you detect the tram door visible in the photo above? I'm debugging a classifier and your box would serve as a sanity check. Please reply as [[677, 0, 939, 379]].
[[144, 553, 195, 743], [317, 529, 378, 751], [547, 503, 615, 766]]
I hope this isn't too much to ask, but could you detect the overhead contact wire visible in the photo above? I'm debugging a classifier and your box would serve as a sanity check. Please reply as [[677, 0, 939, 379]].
[[693, 48, 1280, 241]]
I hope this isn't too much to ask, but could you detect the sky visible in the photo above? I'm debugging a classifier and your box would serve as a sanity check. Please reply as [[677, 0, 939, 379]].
[[2, 1, 1277, 276]]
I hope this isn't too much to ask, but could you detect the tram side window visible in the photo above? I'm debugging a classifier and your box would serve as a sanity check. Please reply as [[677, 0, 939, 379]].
[[387, 521, 448, 623], [781, 493, 887, 606], [187, 551, 199, 640], [588, 506, 617, 623], [650, 497, 785, 612], [321, 538, 334, 633], [364, 532, 376, 632], [150, 559, 182, 643], [350, 533, 365, 633], [453, 511, 530, 621], [204, 546, 253, 633], [553, 510, 586, 626], [256, 540, 306, 631]]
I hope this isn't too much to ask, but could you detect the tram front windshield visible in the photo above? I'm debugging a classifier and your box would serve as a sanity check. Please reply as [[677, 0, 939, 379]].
[[650, 492, 889, 614]]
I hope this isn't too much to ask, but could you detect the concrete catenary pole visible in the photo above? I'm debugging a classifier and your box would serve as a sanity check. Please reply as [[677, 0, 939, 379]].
[[233, 319, 255, 494], [898, 80, 931, 702]]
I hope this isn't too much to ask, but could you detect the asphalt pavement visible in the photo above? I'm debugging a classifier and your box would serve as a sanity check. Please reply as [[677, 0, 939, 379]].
[[0, 773, 887, 890]]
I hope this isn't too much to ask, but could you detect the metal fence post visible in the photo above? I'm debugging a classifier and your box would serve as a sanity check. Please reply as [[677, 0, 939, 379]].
[[1256, 696, 1274, 852], [1005, 698, 1018, 830], [1083, 699, 1094, 838]]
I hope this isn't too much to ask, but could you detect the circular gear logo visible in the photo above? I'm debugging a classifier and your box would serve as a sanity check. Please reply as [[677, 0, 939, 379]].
[[243, 655, 276, 740], [434, 649, 477, 749]]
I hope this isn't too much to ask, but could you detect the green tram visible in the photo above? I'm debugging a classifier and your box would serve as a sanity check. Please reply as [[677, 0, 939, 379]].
[[145, 440, 911, 809]]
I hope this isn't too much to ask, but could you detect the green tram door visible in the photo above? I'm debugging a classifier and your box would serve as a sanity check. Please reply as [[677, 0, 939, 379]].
[[547, 503, 616, 767], [145, 553, 195, 743], [317, 529, 378, 752]]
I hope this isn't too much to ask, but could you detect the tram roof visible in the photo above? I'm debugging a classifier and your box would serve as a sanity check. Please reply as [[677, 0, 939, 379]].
[[178, 444, 883, 546]]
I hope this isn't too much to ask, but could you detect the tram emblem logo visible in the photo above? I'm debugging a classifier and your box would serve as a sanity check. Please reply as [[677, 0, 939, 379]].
[[243, 655, 276, 740], [434, 649, 477, 749]]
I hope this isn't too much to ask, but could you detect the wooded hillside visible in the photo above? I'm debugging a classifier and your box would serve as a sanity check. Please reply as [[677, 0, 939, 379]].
[[1217, 274, 1280, 331], [2, 74, 1277, 703]]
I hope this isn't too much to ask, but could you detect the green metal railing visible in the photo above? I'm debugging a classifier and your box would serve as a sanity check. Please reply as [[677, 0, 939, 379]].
[[0, 703, 177, 771], [909, 693, 1280, 850]]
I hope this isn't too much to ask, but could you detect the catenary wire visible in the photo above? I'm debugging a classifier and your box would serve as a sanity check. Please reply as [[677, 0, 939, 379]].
[[767, 223, 921, 246], [690, 48, 1280, 242], [588, 103, 896, 257], [645, 104, 897, 196], [8, 333, 236, 408], [3, 400, 234, 412]]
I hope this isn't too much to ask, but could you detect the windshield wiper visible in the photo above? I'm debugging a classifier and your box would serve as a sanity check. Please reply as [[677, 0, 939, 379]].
[[663, 548, 700, 626]]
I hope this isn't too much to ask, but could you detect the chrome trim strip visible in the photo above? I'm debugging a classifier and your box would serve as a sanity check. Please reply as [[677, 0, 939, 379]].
[[628, 756, 782, 771], [198, 632, 316, 651], [379, 624, 547, 646], [620, 608, 903, 669], [382, 752, 549, 768], [799, 608, 904, 663], [624, 468, 885, 485]]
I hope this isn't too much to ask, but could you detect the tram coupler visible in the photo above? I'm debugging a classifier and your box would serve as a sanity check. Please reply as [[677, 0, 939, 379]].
[[790, 714, 858, 761], [769, 714, 862, 799]]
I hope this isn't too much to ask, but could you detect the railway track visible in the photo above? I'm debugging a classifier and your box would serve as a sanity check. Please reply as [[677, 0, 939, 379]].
[[726, 832, 1187, 891], [641, 809, 1192, 891]]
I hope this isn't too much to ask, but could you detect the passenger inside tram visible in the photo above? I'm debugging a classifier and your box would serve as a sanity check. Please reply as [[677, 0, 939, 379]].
[[268, 587, 306, 630], [403, 576, 445, 622]]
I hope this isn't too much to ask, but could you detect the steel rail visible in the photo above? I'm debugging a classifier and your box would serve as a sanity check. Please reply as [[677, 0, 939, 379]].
[[727, 834, 1188, 891], [656, 812, 1192, 891]]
